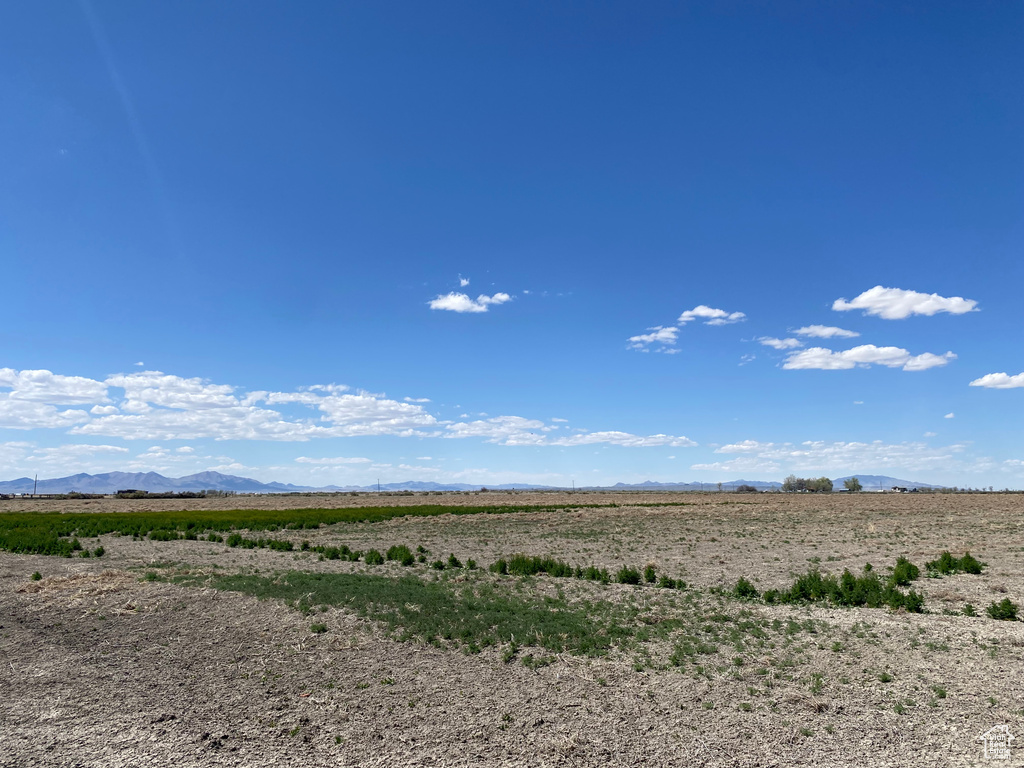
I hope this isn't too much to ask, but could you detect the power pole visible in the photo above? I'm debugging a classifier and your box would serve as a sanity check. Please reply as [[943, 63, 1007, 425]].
[[33, 474, 38, 497]]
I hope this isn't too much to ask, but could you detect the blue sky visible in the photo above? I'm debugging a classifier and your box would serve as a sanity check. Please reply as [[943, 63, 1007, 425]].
[[1, 1, 1021, 488]]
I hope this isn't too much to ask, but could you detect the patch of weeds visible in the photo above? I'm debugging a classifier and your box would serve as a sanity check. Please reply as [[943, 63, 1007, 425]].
[[962, 604, 978, 617], [932, 685, 947, 699], [447, 554, 463, 569], [810, 673, 824, 695], [364, 549, 385, 565], [466, 558, 477, 570], [310, 623, 328, 634], [143, 571, 160, 582], [878, 671, 893, 683], [31, 571, 41, 581], [430, 560, 446, 570], [643, 564, 657, 583], [986, 598, 1019, 621], [739, 702, 753, 712], [177, 570, 635, 656], [502, 641, 520, 664]]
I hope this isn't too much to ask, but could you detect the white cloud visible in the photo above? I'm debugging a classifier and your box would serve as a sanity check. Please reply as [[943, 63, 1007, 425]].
[[969, 372, 1024, 389], [90, 405, 119, 415], [944, 412, 955, 419], [924, 432, 937, 437], [429, 292, 512, 313], [678, 305, 746, 326], [134, 361, 144, 366], [443, 415, 695, 448], [295, 456, 373, 465], [404, 397, 431, 403], [459, 277, 470, 287], [551, 417, 569, 423], [106, 371, 237, 410], [0, 368, 109, 405], [794, 325, 860, 339], [832, 286, 978, 320], [627, 326, 678, 350], [0, 399, 91, 430], [697, 439, 969, 475], [758, 337, 803, 350], [783, 345, 956, 371]]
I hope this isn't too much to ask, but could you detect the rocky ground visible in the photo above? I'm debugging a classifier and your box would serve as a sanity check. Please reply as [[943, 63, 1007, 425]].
[[1, 492, 1022, 767]]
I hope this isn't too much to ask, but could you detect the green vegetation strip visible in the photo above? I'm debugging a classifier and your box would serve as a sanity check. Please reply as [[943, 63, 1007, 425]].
[[168, 570, 634, 655], [0, 502, 661, 557]]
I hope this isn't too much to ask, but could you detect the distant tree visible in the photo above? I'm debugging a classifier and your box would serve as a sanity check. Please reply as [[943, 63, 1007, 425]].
[[808, 476, 833, 493], [843, 477, 863, 492], [782, 475, 801, 493], [717, 482, 723, 492], [734, 484, 758, 493]]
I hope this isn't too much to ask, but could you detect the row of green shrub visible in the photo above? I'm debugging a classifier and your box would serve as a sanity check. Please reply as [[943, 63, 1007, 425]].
[[733, 553, 992, 615], [489, 554, 685, 590]]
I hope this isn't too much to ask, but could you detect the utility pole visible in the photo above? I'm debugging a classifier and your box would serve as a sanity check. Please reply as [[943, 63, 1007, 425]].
[[33, 474, 38, 497]]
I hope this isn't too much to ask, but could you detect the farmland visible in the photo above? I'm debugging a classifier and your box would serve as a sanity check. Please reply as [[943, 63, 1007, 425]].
[[1, 491, 1022, 767]]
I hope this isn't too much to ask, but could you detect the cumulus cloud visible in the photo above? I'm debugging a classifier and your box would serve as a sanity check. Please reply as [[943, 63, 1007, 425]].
[[758, 337, 803, 350], [969, 372, 1024, 389], [1, 366, 697, 453], [404, 397, 431, 403], [295, 456, 373, 465], [678, 305, 746, 326], [459, 277, 470, 287], [429, 292, 512, 313], [0, 368, 109, 404], [627, 326, 678, 350], [696, 439, 968, 474], [782, 345, 956, 371], [443, 415, 695, 448], [944, 412, 955, 419], [832, 286, 978, 320], [794, 325, 860, 339]]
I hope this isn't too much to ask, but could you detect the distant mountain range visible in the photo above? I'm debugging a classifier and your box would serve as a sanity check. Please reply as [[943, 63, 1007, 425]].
[[0, 471, 942, 495]]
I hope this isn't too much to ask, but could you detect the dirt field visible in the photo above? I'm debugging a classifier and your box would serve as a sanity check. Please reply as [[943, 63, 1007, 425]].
[[2, 492, 1022, 767]]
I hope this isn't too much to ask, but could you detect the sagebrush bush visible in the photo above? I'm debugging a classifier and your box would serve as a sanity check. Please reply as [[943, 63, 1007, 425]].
[[890, 557, 920, 586], [364, 549, 384, 565], [447, 553, 463, 569], [643, 564, 657, 583]]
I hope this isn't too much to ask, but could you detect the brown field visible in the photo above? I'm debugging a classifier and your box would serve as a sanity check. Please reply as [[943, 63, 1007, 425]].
[[2, 491, 1022, 767]]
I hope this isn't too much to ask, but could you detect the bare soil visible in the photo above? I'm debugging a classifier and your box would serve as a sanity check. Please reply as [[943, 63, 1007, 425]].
[[2, 492, 1022, 767]]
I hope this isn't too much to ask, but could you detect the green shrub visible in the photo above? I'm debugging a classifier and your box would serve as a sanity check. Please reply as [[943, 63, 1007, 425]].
[[364, 549, 384, 565], [386, 545, 415, 566], [643, 564, 657, 583], [31, 571, 42, 581], [431, 560, 445, 570], [310, 623, 328, 634], [962, 603, 977, 617], [987, 598, 1019, 621], [93, 546, 105, 558], [926, 551, 985, 576], [734, 577, 759, 600], [490, 558, 508, 575], [615, 566, 642, 585], [890, 557, 920, 586], [447, 554, 463, 569], [657, 575, 677, 589], [466, 558, 477, 570]]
